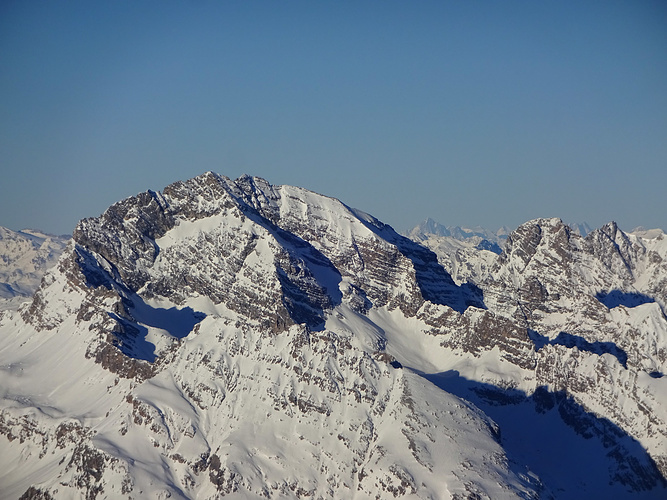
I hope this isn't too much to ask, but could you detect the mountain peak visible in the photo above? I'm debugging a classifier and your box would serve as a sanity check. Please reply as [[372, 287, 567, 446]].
[[406, 219, 507, 248]]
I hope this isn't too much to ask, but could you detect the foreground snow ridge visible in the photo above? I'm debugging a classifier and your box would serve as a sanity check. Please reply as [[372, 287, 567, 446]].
[[0, 172, 665, 499]]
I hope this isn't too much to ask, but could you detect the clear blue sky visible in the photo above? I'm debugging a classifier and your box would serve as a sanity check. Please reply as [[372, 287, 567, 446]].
[[1, 1, 666, 235]]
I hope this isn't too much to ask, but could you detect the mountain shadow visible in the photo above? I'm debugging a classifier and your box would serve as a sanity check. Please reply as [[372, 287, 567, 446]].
[[350, 212, 486, 313], [108, 299, 206, 363], [596, 290, 655, 309], [76, 248, 207, 362], [530, 330, 628, 369], [421, 370, 666, 499], [107, 313, 157, 363], [130, 295, 206, 339], [476, 239, 503, 254], [237, 204, 344, 332], [392, 232, 486, 312]]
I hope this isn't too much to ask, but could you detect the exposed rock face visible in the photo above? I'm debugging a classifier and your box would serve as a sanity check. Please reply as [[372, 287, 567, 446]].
[[1, 173, 666, 499], [417, 216, 667, 492]]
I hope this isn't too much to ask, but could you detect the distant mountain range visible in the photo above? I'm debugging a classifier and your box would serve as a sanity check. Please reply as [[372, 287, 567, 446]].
[[0, 173, 665, 499], [0, 227, 68, 310], [406, 217, 511, 243], [406, 218, 594, 250]]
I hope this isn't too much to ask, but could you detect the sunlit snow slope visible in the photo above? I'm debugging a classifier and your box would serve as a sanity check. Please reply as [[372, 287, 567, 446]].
[[0, 227, 68, 311]]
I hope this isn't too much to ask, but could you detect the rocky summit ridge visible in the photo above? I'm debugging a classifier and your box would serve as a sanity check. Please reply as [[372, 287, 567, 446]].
[[0, 172, 666, 499]]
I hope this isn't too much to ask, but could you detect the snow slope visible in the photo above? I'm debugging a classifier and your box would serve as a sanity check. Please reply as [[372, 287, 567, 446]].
[[0, 227, 68, 310]]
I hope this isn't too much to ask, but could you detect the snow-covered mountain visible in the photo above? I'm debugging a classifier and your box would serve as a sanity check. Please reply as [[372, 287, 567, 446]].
[[1, 173, 665, 499], [404, 219, 506, 287], [569, 222, 593, 237], [0, 227, 68, 310], [406, 218, 509, 251]]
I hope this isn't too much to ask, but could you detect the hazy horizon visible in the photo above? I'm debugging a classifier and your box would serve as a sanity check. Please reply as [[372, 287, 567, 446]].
[[2, 1, 665, 235]]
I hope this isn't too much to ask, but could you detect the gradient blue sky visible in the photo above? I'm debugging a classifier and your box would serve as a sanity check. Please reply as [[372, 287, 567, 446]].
[[1, 1, 666, 235]]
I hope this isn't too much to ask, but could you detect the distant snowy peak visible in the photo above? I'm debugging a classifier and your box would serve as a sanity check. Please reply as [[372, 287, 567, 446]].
[[569, 221, 593, 236], [407, 218, 509, 242], [406, 217, 450, 238], [410, 218, 645, 249], [406, 218, 509, 257], [630, 226, 665, 239], [448, 225, 509, 243], [0, 226, 69, 307], [409, 219, 597, 241]]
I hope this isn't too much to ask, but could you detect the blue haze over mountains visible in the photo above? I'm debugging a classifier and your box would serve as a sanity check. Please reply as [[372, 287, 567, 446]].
[[1, 1, 666, 235]]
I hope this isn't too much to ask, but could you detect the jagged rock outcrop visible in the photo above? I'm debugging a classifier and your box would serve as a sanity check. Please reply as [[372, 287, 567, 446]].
[[416, 216, 667, 492]]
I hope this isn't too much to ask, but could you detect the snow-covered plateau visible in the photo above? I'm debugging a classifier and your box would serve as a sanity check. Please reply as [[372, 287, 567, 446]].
[[0, 172, 665, 499]]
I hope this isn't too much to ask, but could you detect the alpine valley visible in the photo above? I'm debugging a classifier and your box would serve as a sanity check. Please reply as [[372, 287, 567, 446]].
[[1, 172, 666, 499]]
